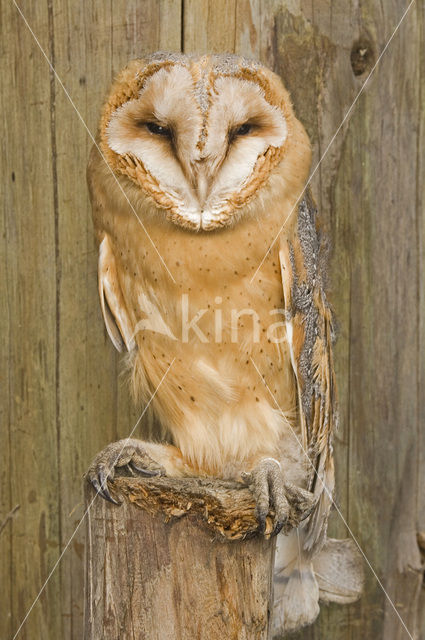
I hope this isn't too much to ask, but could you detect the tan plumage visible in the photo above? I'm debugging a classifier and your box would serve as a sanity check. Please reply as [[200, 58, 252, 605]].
[[86, 52, 362, 634]]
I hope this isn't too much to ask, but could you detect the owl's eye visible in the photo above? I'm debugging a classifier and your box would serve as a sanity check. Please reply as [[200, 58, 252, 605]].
[[235, 123, 252, 136], [228, 122, 253, 143], [146, 122, 171, 137]]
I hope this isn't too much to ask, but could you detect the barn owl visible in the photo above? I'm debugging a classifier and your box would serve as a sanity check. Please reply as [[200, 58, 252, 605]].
[[86, 52, 362, 635]]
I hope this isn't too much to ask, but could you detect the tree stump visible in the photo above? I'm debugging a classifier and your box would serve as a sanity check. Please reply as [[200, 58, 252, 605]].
[[84, 474, 307, 640]]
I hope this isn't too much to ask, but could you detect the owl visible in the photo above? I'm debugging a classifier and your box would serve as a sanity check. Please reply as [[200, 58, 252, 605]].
[[86, 52, 361, 634]]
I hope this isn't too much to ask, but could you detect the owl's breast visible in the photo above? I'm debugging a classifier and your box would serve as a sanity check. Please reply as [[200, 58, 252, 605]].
[[101, 200, 299, 474], [114, 205, 289, 352], [117, 210, 293, 394]]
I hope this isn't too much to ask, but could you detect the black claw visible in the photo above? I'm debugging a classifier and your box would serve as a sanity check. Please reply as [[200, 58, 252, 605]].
[[101, 480, 120, 505], [90, 475, 102, 495], [101, 484, 121, 505], [102, 489, 121, 505], [272, 520, 285, 537], [90, 473, 120, 505], [257, 511, 267, 534], [91, 476, 111, 502], [98, 470, 116, 502], [130, 462, 162, 477], [98, 468, 108, 487]]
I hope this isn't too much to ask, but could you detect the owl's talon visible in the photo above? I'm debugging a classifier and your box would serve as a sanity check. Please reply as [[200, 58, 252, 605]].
[[86, 438, 165, 504], [129, 462, 163, 477], [283, 482, 316, 524], [98, 469, 121, 504], [243, 458, 291, 536], [90, 474, 121, 505], [243, 459, 316, 536]]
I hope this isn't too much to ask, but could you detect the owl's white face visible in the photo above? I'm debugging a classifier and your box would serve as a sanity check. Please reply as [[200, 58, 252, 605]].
[[101, 54, 293, 230]]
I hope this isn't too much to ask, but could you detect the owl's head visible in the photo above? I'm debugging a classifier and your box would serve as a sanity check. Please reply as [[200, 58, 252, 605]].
[[99, 52, 310, 231]]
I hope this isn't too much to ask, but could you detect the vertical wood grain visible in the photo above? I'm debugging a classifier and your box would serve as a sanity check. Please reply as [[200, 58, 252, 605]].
[[418, 3, 425, 636], [52, 4, 121, 638], [1, 2, 61, 638], [0, 4, 14, 637], [184, 0, 237, 54]]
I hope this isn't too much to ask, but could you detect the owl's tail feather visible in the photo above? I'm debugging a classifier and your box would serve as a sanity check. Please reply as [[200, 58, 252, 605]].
[[272, 530, 319, 636], [272, 533, 364, 637], [313, 537, 364, 604]]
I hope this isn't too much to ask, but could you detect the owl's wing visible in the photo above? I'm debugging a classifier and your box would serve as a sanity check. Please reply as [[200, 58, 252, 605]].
[[87, 145, 135, 353], [98, 233, 135, 353], [279, 189, 336, 553]]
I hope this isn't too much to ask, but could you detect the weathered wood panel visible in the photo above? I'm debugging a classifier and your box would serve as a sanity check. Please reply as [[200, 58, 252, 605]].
[[84, 478, 277, 640], [418, 1, 425, 633], [1, 1, 424, 639], [1, 2, 61, 639]]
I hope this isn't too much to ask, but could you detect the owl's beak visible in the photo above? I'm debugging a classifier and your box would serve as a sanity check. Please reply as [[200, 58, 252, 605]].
[[194, 163, 209, 208], [192, 153, 226, 209]]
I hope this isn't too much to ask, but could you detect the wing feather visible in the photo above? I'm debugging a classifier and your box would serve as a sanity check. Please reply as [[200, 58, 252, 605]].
[[98, 234, 135, 352], [279, 189, 336, 552]]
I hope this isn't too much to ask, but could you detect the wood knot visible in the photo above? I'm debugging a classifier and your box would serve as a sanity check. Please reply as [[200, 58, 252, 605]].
[[350, 39, 374, 76]]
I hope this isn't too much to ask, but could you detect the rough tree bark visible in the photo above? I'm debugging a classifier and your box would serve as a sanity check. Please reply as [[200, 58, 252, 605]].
[[84, 475, 314, 640]]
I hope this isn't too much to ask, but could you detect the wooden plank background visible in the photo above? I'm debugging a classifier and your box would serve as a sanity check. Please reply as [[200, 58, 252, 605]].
[[1, 1, 423, 639]]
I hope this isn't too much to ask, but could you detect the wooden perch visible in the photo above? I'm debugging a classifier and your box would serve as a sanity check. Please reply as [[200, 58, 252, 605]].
[[84, 473, 314, 640]]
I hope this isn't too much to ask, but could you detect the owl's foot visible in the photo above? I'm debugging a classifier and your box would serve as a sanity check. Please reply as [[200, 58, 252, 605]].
[[242, 458, 314, 537], [86, 438, 166, 505]]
